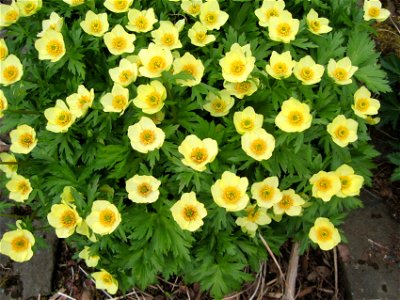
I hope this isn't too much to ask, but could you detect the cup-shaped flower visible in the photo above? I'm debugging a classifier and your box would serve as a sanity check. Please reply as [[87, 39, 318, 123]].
[[86, 200, 121, 235], [92, 269, 118, 294], [363, 0, 390, 22], [181, 1, 203, 16], [219, 43, 255, 83], [211, 171, 249, 212], [37, 12, 63, 37], [309, 171, 341, 202], [109, 58, 138, 87], [0, 54, 23, 86], [0, 153, 17, 178], [203, 90, 235, 117], [178, 135, 218, 172], [6, 174, 32, 203], [275, 98, 312, 132], [0, 226, 35, 262], [66, 85, 95, 118], [335, 164, 364, 198], [306, 9, 332, 35], [173, 52, 204, 87], [126, 175, 161, 203], [0, 90, 7, 117], [236, 205, 271, 237], [251, 176, 283, 209], [126, 8, 157, 33], [10, 124, 38, 154], [309, 217, 341, 250], [327, 115, 358, 147], [63, 0, 84, 6], [199, 0, 229, 30], [255, 0, 285, 27], [104, 0, 133, 13], [100, 83, 130, 114], [127, 116, 165, 153], [44, 100, 76, 133], [224, 78, 259, 99], [266, 51, 294, 80], [151, 20, 184, 50], [35, 30, 66, 63], [80, 11, 109, 37], [327, 57, 358, 85], [0, 1, 20, 28], [351, 86, 380, 119], [79, 246, 100, 267], [133, 80, 166, 114], [233, 106, 263, 135], [104, 25, 135, 56], [269, 11, 299, 43], [241, 128, 275, 161], [273, 189, 305, 216], [17, 0, 42, 17], [138, 43, 173, 78], [293, 55, 325, 85], [47, 203, 82, 238], [0, 39, 8, 60], [171, 192, 207, 232], [188, 22, 216, 47]]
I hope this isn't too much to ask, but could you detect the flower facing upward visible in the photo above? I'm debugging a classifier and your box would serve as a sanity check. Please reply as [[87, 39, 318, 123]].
[[327, 57, 358, 85], [104, 25, 136, 55], [37, 12, 63, 37], [35, 30, 66, 62], [0, 1, 20, 28], [0, 225, 35, 262], [335, 164, 364, 198], [9, 124, 38, 154], [47, 203, 82, 238], [363, 0, 390, 22], [351, 86, 380, 119], [86, 200, 121, 235], [125, 175, 161, 203], [224, 78, 259, 99], [17, 0, 42, 17], [236, 205, 271, 237], [66, 85, 95, 118], [126, 8, 157, 33], [92, 269, 118, 294], [306, 9, 332, 35], [171, 192, 207, 232], [188, 22, 216, 47], [309, 171, 341, 202], [233, 106, 264, 135], [269, 11, 299, 43], [0, 153, 17, 178], [79, 246, 100, 267], [266, 51, 294, 79], [127, 116, 165, 153], [178, 135, 218, 172], [327, 115, 358, 147], [80, 11, 109, 37], [44, 100, 76, 133], [251, 176, 283, 209], [181, 0, 203, 16], [173, 52, 205, 86], [275, 98, 312, 132], [219, 43, 255, 83], [133, 80, 166, 114], [104, 0, 133, 13], [6, 174, 32, 203], [211, 171, 249, 212], [241, 128, 275, 161], [151, 20, 185, 50], [203, 90, 235, 117], [0, 55, 23, 86], [100, 83, 130, 114], [309, 217, 341, 250], [199, 0, 229, 30], [293, 55, 325, 85], [138, 43, 173, 78], [109, 58, 138, 87], [254, 0, 286, 27], [273, 189, 305, 216]]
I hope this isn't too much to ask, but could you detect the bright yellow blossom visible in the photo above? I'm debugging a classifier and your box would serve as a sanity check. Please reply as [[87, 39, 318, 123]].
[[335, 164, 364, 198], [293, 55, 325, 85], [0, 39, 8, 60], [86, 200, 121, 235], [133, 80, 166, 114], [181, 0, 203, 16], [104, 25, 135, 55], [309, 217, 341, 250], [44, 100, 76, 133], [66, 85, 95, 118], [0, 153, 17, 178], [47, 203, 82, 238], [37, 12, 63, 37], [203, 90, 235, 117], [219, 43, 255, 83], [275, 98, 312, 132], [127, 116, 165, 153], [100, 84, 130, 114], [236, 205, 271, 237], [251, 176, 283, 209], [9, 124, 38, 154], [241, 128, 275, 161], [109, 58, 138, 87], [327, 115, 358, 147], [273, 189, 305, 216], [151, 20, 185, 50], [173, 52, 204, 86], [199, 0, 229, 30], [79, 246, 100, 267], [0, 1, 20, 28], [92, 269, 118, 295], [254, 0, 285, 27], [233, 106, 263, 135], [171, 192, 207, 232], [224, 78, 259, 99], [0, 54, 23, 86], [63, 0, 85, 6], [352, 86, 380, 119], [266, 51, 294, 79], [34, 30, 66, 62], [138, 43, 173, 78], [17, 0, 41, 17], [310, 171, 341, 202], [327, 57, 358, 85], [269, 11, 299, 43], [126, 8, 157, 33], [363, 0, 390, 22], [0, 89, 8, 117], [104, 0, 133, 13], [306, 9, 332, 35], [125, 175, 161, 203], [6, 174, 32, 203], [0, 223, 35, 262], [80, 11, 109, 37], [188, 22, 216, 47]]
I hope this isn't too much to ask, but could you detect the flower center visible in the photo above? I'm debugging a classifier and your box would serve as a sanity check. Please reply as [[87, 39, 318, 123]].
[[241, 118, 254, 130], [139, 129, 155, 145], [78, 95, 90, 108], [72, 0, 84, 4], [135, 16, 148, 30], [182, 205, 198, 221], [5, 10, 18, 22], [250, 138, 267, 155], [99, 209, 116, 227], [279, 195, 293, 210], [355, 98, 369, 112], [266, 8, 279, 19], [190, 147, 208, 164], [334, 126, 349, 140], [277, 23, 291, 37], [118, 70, 133, 83], [0, 47, 6, 60], [189, 4, 201, 15], [204, 12, 217, 25], [46, 40, 64, 57], [273, 62, 287, 75], [161, 33, 175, 47], [309, 20, 321, 32], [246, 208, 260, 222], [18, 181, 30, 194], [90, 20, 103, 33], [19, 133, 34, 148], [316, 226, 333, 241], [0, 98, 4, 110], [222, 186, 241, 204], [102, 273, 113, 284], [11, 236, 29, 252], [60, 210, 77, 228], [146, 92, 161, 107], [333, 68, 348, 81], [56, 111, 72, 126], [211, 99, 226, 112], [148, 56, 166, 73], [368, 7, 380, 18], [195, 32, 206, 42], [182, 64, 196, 76], [340, 176, 351, 189], [112, 37, 127, 51], [235, 82, 251, 94], [317, 178, 332, 192], [230, 60, 246, 76], [300, 67, 314, 80], [112, 95, 127, 110], [288, 111, 303, 126], [114, 0, 128, 10], [3, 66, 19, 82], [24, 3, 36, 14], [259, 185, 274, 201], [137, 182, 152, 196]]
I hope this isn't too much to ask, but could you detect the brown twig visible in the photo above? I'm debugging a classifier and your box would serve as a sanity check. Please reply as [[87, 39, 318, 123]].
[[334, 247, 339, 300], [283, 241, 300, 300]]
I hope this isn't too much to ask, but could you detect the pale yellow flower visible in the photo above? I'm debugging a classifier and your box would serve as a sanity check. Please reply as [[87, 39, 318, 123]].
[[0, 1, 20, 28], [34, 30, 66, 62], [126, 8, 157, 33], [133, 80, 166, 114], [203, 90, 234, 117], [351, 86, 380, 119], [127, 116, 165, 153], [109, 58, 138, 87], [181, 0, 203, 16], [151, 20, 184, 50], [86, 200, 121, 235], [235, 205, 271, 237], [0, 89, 8, 117], [335, 164, 364, 198], [293, 55, 325, 85], [9, 124, 38, 154], [60, 186, 77, 204], [0, 153, 17, 178], [63, 0, 85, 6], [269, 11, 299, 43], [44, 100, 76, 133], [47, 203, 82, 238], [199, 0, 229, 30], [275, 98, 312, 132], [92, 269, 118, 295], [0, 54, 23, 86], [327, 57, 358, 85], [224, 78, 259, 99], [6, 174, 32, 203], [306, 9, 332, 35], [0, 39, 8, 60], [125, 175, 161, 203], [327, 115, 358, 147], [188, 22, 216, 47], [254, 0, 285, 27], [171, 192, 207, 232], [173, 52, 204, 86], [100, 83, 130, 114], [211, 171, 249, 212], [80, 11, 109, 37], [363, 0, 390, 22], [219, 43, 255, 83], [104, 25, 135, 55], [37, 12, 63, 37], [79, 246, 100, 267], [233, 106, 263, 135], [66, 85, 94, 118], [241, 128, 275, 161], [251, 176, 283, 209], [266, 51, 294, 79], [17, 0, 42, 17], [309, 217, 341, 250], [273, 189, 305, 216], [0, 224, 35, 262], [309, 171, 341, 202], [104, 0, 133, 13], [138, 43, 173, 78]]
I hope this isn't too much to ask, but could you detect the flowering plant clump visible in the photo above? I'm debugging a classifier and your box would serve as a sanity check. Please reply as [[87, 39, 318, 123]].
[[0, 0, 391, 297]]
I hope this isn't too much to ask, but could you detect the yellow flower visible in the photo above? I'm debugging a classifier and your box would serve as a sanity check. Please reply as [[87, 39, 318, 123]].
[[251, 176, 283, 209], [363, 0, 390, 22], [309, 171, 341, 202], [60, 186, 77, 204], [309, 217, 341, 250], [66, 85, 95, 118], [0, 89, 8, 117], [151, 20, 185, 50], [203, 90, 235, 117], [138, 43, 173, 78], [327, 115, 358, 147], [44, 100, 76, 133], [9, 124, 38, 154], [0, 224, 35, 262], [0, 54, 23, 86], [235, 205, 271, 237], [241, 128, 275, 161], [223, 78, 259, 99], [173, 52, 204, 86], [266, 51, 294, 79], [254, 0, 285, 27], [133, 80, 166, 114], [293, 55, 325, 85], [126, 8, 157, 33], [86, 200, 121, 235], [100, 83, 130, 114], [104, 25, 135, 55], [351, 86, 380, 119], [47, 203, 82, 238], [127, 116, 165, 153], [306, 9, 332, 35], [149, 110, 165, 125], [63, 0, 85, 6], [219, 43, 255, 83], [75, 220, 97, 242], [233, 106, 263, 135], [17, 0, 41, 17], [211, 171, 249, 212], [37, 12, 63, 37], [273, 189, 305, 216], [269, 11, 299, 43], [327, 57, 358, 85], [0, 153, 17, 178], [6, 174, 32, 203], [0, 39, 8, 60], [92, 269, 118, 295], [104, 0, 133, 13], [199, 0, 229, 30], [125, 175, 161, 203], [188, 22, 216, 47], [109, 58, 138, 87], [275, 98, 312, 132], [335, 164, 364, 198], [0, 1, 20, 27], [181, 0, 203, 16], [34, 30, 66, 62], [80, 11, 109, 37], [171, 192, 207, 232], [178, 134, 218, 172], [365, 116, 380, 125], [79, 246, 100, 267]]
